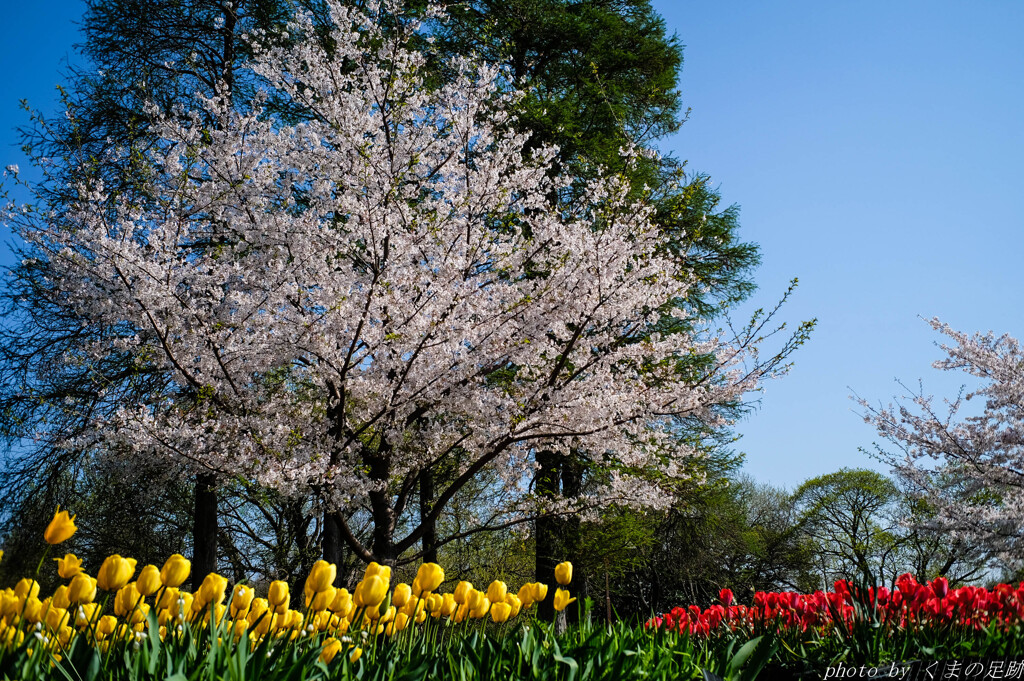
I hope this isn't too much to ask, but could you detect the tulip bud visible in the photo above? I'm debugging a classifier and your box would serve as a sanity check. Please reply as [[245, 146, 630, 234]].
[[554, 562, 573, 586], [719, 588, 734, 608], [349, 647, 363, 663], [97, 555, 136, 592], [44, 506, 77, 545], [160, 554, 191, 588]]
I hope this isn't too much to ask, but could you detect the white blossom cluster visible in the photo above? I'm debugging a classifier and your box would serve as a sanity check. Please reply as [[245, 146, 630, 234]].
[[862, 318, 1024, 565], [16, 1, 765, 524]]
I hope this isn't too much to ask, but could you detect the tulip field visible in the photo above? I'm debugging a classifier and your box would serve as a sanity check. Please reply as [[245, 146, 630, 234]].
[[0, 509, 1022, 680]]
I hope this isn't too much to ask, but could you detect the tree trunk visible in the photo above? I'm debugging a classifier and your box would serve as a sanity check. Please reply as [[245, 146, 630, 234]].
[[535, 449, 561, 620], [561, 455, 585, 624], [191, 472, 218, 590], [323, 511, 344, 566], [420, 468, 438, 563]]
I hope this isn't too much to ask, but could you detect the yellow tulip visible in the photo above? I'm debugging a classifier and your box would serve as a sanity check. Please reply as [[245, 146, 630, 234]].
[[136, 565, 162, 596], [416, 562, 445, 593], [329, 587, 352, 614], [400, 598, 425, 618], [441, 593, 457, 617], [52, 585, 71, 610], [74, 603, 98, 628], [530, 582, 548, 603], [310, 586, 336, 612], [22, 596, 43, 623], [284, 608, 303, 630], [96, 615, 118, 638], [43, 506, 77, 545], [469, 593, 490, 619], [130, 603, 151, 625], [320, 636, 342, 663], [54, 553, 83, 580], [246, 598, 270, 626], [554, 561, 573, 586], [553, 588, 576, 612], [306, 560, 337, 594], [157, 587, 180, 611], [354, 575, 387, 609], [312, 609, 332, 632], [518, 584, 534, 609], [231, 585, 255, 617], [114, 582, 143, 617], [505, 593, 522, 618], [453, 580, 474, 605], [364, 562, 392, 583], [170, 592, 194, 620], [44, 606, 67, 632], [268, 580, 290, 613], [198, 573, 228, 607], [490, 601, 512, 623], [487, 580, 508, 604], [350, 646, 363, 663], [159, 554, 191, 588], [425, 592, 443, 616], [14, 578, 39, 601], [97, 555, 136, 592], [67, 574, 97, 605], [392, 583, 412, 609]]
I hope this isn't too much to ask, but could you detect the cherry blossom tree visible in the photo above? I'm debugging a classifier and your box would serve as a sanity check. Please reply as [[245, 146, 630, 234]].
[[861, 319, 1024, 566], [7, 0, 790, 565]]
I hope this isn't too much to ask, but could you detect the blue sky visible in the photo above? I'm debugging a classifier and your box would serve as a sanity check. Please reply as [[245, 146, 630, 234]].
[[2, 1, 1022, 490]]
